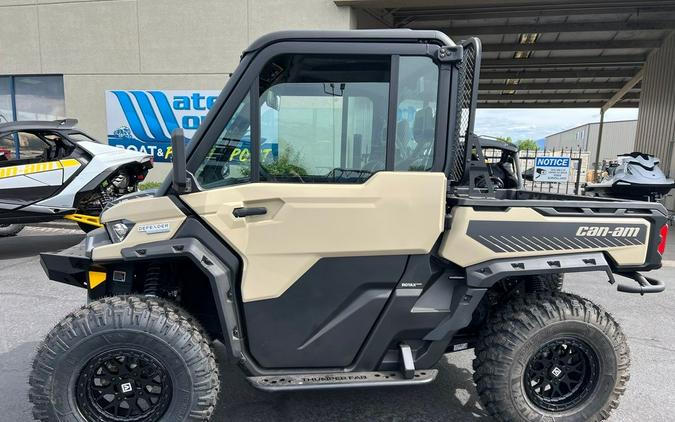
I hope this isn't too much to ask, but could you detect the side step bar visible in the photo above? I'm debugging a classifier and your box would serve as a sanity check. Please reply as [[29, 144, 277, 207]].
[[248, 369, 438, 391]]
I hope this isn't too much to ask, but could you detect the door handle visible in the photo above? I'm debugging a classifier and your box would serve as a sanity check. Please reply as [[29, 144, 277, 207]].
[[232, 207, 267, 218]]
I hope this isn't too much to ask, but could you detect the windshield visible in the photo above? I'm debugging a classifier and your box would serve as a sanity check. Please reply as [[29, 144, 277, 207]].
[[66, 131, 100, 143]]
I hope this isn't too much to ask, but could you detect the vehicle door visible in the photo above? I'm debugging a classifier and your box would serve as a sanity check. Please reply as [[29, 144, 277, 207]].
[[181, 42, 449, 369]]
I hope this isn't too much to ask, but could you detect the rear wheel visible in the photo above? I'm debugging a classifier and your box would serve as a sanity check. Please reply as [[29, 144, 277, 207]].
[[0, 223, 24, 237], [29, 296, 219, 421], [473, 292, 629, 422]]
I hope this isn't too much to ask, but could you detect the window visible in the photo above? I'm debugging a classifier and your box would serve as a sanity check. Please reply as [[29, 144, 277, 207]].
[[258, 54, 390, 183], [14, 76, 65, 121], [193, 52, 442, 189], [0, 131, 50, 165], [0, 76, 65, 122], [394, 57, 439, 171], [65, 132, 100, 144], [0, 77, 12, 123], [195, 93, 252, 189], [0, 75, 65, 159]]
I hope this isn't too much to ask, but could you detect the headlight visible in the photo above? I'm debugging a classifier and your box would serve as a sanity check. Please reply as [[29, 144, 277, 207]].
[[106, 220, 134, 243]]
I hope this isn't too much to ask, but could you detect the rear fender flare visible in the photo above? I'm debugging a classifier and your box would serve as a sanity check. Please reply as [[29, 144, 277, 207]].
[[465, 252, 615, 289]]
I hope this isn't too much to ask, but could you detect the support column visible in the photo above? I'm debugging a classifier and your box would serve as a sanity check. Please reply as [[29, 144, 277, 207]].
[[594, 110, 605, 176]]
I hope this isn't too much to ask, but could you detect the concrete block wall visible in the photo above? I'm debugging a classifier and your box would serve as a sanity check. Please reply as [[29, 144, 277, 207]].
[[0, 0, 353, 181]]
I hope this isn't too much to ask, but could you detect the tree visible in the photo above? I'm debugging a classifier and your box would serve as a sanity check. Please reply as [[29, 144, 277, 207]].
[[516, 138, 538, 151]]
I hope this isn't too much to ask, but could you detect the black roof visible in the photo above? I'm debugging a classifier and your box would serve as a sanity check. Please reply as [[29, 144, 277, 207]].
[[0, 119, 79, 132], [243, 29, 455, 55]]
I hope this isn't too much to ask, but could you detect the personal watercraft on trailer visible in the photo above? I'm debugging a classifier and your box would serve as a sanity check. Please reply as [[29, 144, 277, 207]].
[[585, 152, 675, 201], [0, 119, 152, 236]]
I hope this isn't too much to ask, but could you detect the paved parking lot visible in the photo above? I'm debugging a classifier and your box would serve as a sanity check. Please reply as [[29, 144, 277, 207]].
[[1, 224, 674, 421]]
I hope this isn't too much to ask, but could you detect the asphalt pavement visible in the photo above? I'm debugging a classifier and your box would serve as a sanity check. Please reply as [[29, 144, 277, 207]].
[[1, 223, 674, 421]]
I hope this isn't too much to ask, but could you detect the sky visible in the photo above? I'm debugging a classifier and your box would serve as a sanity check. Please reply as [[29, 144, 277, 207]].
[[474, 107, 639, 142]]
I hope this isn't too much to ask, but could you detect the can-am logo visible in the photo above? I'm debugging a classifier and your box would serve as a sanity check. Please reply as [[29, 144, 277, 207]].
[[576, 226, 640, 237]]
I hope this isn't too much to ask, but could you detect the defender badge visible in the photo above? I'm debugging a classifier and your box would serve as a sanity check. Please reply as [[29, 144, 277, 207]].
[[138, 223, 170, 234]]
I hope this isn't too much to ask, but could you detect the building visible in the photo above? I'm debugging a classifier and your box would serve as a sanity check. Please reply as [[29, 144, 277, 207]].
[[0, 0, 356, 180], [1, 0, 675, 182], [544, 120, 637, 164]]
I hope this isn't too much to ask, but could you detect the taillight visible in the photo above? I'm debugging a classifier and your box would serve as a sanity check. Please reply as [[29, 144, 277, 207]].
[[657, 224, 669, 255]]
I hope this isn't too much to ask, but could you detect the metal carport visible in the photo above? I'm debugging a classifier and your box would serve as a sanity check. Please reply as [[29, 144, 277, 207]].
[[338, 0, 675, 169]]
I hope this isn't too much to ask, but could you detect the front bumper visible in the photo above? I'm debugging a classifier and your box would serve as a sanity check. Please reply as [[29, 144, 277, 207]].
[[40, 240, 91, 289]]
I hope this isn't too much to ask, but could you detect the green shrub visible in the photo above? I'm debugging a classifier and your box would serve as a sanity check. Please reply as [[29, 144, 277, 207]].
[[262, 145, 307, 177]]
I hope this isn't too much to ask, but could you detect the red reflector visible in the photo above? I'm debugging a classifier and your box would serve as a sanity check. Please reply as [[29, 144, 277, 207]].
[[658, 224, 669, 255], [137, 174, 145, 181]]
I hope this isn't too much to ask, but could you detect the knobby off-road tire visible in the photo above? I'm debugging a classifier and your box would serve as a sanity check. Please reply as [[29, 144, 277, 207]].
[[473, 292, 630, 422], [29, 296, 220, 421], [0, 223, 24, 237]]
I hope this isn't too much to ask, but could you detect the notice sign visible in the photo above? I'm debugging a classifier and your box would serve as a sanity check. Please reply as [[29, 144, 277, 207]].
[[534, 156, 571, 182], [106, 90, 220, 162]]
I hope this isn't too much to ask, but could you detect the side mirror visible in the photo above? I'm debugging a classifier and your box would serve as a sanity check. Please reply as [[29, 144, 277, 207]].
[[265, 91, 280, 111], [171, 128, 187, 193]]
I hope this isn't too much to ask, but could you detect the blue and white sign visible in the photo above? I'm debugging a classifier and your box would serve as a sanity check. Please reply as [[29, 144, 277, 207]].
[[534, 156, 571, 182], [105, 90, 220, 162]]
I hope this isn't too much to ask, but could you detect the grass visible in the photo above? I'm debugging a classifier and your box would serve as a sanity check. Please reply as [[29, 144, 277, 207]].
[[139, 181, 162, 191]]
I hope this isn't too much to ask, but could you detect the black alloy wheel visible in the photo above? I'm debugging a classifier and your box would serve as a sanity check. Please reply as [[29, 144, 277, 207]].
[[29, 296, 220, 422], [524, 338, 599, 412], [76, 349, 172, 421], [473, 292, 630, 422]]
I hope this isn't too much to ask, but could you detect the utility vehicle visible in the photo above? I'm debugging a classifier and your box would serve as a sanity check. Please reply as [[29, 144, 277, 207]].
[[0, 119, 152, 236], [32, 30, 667, 422]]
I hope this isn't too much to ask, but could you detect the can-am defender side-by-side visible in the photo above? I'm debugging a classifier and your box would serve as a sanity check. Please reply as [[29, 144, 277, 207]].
[[32, 31, 667, 422], [0, 119, 152, 235]]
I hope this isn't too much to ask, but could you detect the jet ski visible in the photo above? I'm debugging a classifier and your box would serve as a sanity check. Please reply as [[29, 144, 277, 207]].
[[585, 152, 675, 202]]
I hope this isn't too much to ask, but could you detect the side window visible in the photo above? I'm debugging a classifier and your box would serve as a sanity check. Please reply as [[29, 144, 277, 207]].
[[0, 131, 49, 164], [258, 54, 390, 183], [394, 57, 439, 171], [0, 133, 16, 163], [195, 93, 252, 189]]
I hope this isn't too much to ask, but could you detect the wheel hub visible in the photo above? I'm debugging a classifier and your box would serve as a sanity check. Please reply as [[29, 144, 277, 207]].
[[76, 349, 172, 422], [524, 338, 599, 412]]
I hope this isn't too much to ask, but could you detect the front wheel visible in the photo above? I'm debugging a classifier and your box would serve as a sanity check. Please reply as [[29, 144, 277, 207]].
[[473, 292, 629, 422], [29, 296, 220, 421], [0, 223, 24, 237]]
